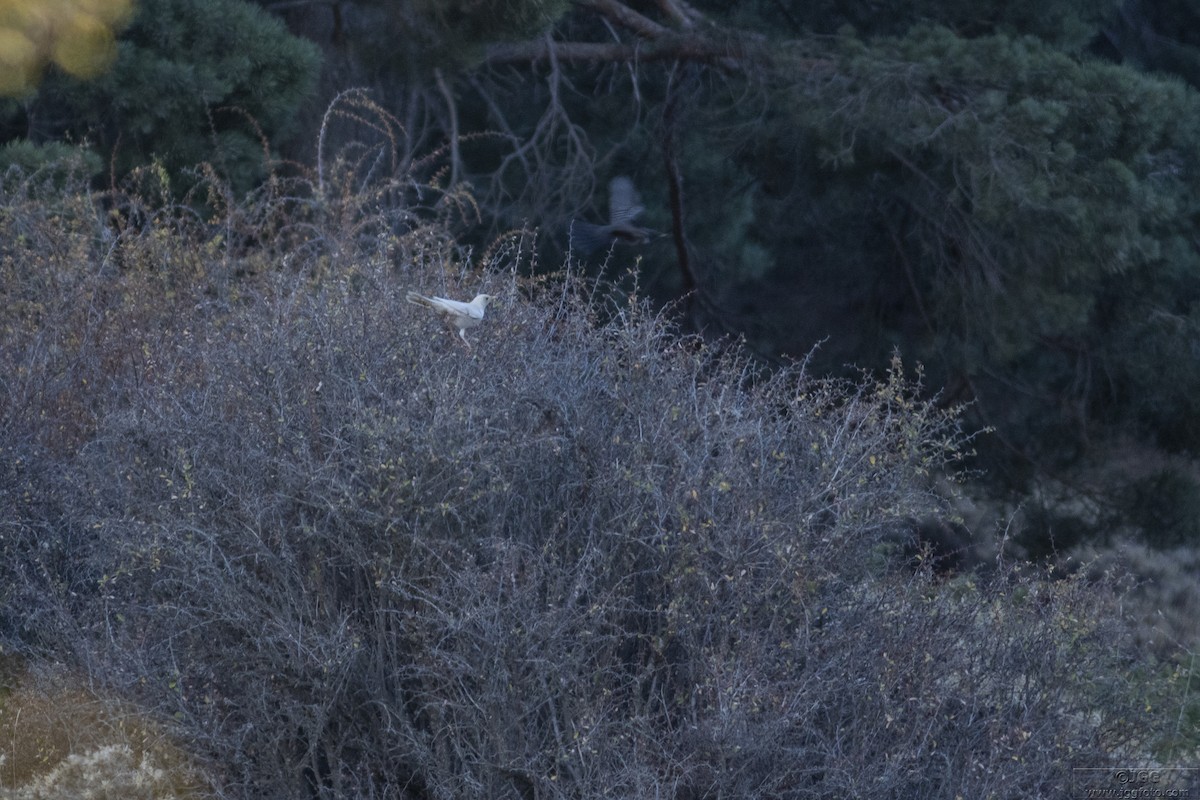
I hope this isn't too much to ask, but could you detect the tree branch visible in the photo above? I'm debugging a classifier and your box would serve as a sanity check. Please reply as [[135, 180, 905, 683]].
[[486, 2, 830, 72], [662, 81, 695, 300], [434, 68, 461, 187], [579, 0, 672, 39], [485, 37, 754, 66], [656, 0, 706, 30]]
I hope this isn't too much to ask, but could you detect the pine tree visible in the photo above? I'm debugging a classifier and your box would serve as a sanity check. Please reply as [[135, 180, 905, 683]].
[[0, 0, 321, 192]]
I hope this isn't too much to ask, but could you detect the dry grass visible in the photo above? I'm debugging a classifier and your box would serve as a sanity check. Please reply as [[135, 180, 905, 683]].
[[0, 667, 209, 798]]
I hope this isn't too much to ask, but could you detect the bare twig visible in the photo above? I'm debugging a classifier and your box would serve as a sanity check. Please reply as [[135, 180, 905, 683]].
[[580, 0, 673, 38], [434, 69, 461, 188]]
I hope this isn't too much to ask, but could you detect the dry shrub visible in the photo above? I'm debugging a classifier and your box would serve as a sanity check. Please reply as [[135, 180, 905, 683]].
[[0, 155, 1185, 799]]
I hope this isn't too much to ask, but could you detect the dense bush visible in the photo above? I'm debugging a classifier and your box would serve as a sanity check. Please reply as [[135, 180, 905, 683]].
[[0, 158, 1189, 798]]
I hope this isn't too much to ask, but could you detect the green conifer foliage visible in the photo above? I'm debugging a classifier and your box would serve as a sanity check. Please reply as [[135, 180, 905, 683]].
[[1, 0, 321, 192], [712, 0, 1120, 50], [791, 25, 1200, 466], [339, 0, 571, 74], [413, 0, 570, 48]]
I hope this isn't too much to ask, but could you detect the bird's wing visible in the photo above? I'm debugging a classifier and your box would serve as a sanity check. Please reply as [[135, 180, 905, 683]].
[[608, 176, 643, 225], [462, 298, 489, 321], [431, 296, 484, 321], [569, 219, 613, 255]]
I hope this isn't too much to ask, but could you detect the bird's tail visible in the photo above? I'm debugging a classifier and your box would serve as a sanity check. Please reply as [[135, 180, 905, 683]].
[[568, 220, 612, 256], [405, 291, 433, 308]]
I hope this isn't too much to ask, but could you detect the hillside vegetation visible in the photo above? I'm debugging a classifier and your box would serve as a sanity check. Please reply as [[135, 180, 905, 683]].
[[0, 147, 1193, 797], [10, 0, 1200, 564]]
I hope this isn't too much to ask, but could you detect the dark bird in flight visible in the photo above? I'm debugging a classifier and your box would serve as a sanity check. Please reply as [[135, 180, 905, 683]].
[[570, 176, 658, 255]]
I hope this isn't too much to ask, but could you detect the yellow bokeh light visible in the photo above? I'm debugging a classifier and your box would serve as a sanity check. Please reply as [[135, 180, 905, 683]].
[[0, 26, 38, 93], [74, 0, 133, 27], [52, 11, 116, 78], [0, 0, 133, 94]]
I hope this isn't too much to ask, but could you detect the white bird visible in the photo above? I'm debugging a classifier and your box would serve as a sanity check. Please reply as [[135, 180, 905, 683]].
[[406, 291, 494, 349]]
